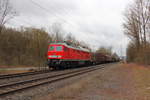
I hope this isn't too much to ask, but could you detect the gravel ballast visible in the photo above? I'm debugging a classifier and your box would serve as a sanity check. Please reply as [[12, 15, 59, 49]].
[[0, 64, 107, 100]]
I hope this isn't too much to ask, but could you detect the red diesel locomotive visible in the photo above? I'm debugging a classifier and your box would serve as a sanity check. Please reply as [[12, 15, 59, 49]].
[[47, 42, 119, 69], [47, 42, 92, 69]]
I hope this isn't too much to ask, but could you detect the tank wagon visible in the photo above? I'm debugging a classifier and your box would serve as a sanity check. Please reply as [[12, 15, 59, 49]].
[[47, 42, 119, 69]]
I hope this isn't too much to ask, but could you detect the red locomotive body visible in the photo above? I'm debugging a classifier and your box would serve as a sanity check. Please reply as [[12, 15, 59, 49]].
[[47, 42, 91, 69]]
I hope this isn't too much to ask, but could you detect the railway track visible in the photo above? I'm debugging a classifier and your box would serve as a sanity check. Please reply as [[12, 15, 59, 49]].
[[0, 65, 104, 97], [0, 70, 51, 79]]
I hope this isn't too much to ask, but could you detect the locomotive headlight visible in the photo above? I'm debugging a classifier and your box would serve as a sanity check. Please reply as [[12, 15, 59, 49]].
[[57, 55, 62, 58], [49, 55, 57, 58], [49, 55, 62, 58]]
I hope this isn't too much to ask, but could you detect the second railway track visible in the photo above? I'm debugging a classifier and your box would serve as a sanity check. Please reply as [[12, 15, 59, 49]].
[[0, 65, 105, 97], [0, 70, 51, 79]]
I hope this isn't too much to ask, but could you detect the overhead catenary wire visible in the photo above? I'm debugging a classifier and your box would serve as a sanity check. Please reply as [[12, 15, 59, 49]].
[[29, 0, 77, 28], [8, 19, 31, 27], [7, 0, 77, 31], [39, 0, 75, 21], [8, 17, 37, 28]]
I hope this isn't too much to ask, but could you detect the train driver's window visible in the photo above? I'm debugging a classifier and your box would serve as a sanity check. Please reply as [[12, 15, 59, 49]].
[[49, 46, 54, 51], [56, 46, 62, 51]]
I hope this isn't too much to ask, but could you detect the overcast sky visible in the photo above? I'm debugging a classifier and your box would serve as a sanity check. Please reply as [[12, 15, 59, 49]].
[[7, 0, 131, 56]]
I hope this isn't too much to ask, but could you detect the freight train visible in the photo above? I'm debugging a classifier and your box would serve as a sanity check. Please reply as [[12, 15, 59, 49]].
[[47, 41, 119, 69]]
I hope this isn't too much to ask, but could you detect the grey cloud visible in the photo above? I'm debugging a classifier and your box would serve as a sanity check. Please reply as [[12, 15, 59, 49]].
[[8, 0, 130, 56]]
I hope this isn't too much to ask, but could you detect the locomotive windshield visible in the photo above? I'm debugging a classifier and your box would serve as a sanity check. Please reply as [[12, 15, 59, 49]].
[[56, 46, 62, 51], [49, 46, 63, 51], [49, 46, 54, 51]]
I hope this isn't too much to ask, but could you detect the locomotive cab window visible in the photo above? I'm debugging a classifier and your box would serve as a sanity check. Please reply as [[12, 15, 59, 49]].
[[56, 46, 62, 51], [49, 46, 54, 51]]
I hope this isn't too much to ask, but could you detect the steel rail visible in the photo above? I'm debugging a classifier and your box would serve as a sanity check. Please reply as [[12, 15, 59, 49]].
[[0, 70, 51, 79], [0, 65, 104, 96], [0, 67, 94, 88]]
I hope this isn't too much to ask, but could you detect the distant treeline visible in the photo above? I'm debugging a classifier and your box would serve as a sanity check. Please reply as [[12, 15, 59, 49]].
[[123, 0, 150, 65], [0, 27, 52, 66]]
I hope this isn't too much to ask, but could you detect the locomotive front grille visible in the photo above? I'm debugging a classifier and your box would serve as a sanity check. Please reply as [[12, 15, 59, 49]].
[[47, 59, 61, 66]]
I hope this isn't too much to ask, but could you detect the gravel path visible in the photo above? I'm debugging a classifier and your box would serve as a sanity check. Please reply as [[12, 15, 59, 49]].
[[35, 63, 150, 100]]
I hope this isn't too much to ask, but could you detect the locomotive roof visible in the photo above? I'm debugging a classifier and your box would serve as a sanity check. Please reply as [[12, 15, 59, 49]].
[[50, 42, 90, 52]]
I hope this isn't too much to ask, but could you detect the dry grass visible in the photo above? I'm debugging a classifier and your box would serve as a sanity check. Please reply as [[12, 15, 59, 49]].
[[0, 70, 31, 75], [0, 65, 35, 68], [0, 65, 36, 74], [127, 64, 150, 99]]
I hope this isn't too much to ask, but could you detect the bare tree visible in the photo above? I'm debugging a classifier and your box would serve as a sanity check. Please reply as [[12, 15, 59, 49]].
[[137, 0, 150, 46], [65, 33, 78, 44], [51, 22, 64, 42], [123, 8, 141, 49], [124, 0, 150, 64], [0, 0, 16, 35], [123, 0, 150, 47], [96, 46, 112, 56]]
